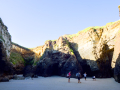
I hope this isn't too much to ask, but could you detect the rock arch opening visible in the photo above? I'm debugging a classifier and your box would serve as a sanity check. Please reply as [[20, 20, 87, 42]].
[[51, 63, 60, 76]]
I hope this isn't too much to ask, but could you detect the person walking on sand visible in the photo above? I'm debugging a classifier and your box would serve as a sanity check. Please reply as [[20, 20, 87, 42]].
[[83, 72, 87, 80], [76, 72, 81, 83], [68, 71, 71, 83], [93, 76, 96, 81]]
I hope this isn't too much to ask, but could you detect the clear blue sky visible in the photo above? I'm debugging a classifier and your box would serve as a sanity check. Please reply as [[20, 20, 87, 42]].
[[0, 0, 120, 48]]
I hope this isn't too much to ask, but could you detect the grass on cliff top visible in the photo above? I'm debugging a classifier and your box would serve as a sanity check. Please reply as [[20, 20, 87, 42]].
[[105, 20, 120, 26], [66, 26, 103, 39], [66, 20, 120, 39], [10, 52, 24, 65], [44, 40, 57, 44], [12, 42, 30, 51]]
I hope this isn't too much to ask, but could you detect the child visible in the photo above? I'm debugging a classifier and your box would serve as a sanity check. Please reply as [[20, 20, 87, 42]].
[[83, 72, 87, 80], [93, 76, 96, 81]]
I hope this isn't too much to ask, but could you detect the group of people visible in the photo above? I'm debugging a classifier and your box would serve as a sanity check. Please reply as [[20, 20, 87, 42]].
[[67, 71, 96, 83]]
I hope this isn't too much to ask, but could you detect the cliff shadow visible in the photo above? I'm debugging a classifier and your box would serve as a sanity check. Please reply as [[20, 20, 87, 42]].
[[70, 42, 114, 78], [114, 53, 120, 83], [0, 41, 14, 77]]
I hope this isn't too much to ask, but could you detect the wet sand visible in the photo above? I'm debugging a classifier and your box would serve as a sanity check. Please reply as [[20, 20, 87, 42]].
[[0, 76, 119, 90]]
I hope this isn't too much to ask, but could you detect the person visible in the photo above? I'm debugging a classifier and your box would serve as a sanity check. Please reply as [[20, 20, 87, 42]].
[[76, 72, 81, 83], [31, 74, 34, 80], [83, 72, 87, 80], [93, 76, 96, 81], [68, 71, 71, 83]]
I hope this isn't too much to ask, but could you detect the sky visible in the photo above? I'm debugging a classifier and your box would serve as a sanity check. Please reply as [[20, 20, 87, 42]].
[[0, 0, 120, 48]]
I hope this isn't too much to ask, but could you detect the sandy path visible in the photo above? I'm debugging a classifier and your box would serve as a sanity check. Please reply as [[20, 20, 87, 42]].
[[0, 76, 119, 90]]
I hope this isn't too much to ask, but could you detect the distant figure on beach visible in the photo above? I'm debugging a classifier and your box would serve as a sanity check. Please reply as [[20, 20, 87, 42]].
[[31, 74, 34, 80], [83, 72, 87, 80], [76, 72, 81, 83], [68, 71, 71, 83], [92, 76, 96, 81]]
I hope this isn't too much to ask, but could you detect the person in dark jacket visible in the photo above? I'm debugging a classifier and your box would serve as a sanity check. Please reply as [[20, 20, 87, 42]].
[[76, 72, 81, 83]]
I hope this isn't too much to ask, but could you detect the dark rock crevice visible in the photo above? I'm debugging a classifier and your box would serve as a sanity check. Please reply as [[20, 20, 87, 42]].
[[0, 41, 14, 77]]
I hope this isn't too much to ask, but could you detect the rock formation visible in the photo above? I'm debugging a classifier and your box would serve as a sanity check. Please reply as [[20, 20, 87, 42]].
[[112, 29, 120, 83], [1, 17, 120, 83], [31, 20, 120, 79], [0, 18, 14, 81], [35, 37, 82, 77], [67, 21, 120, 77], [11, 42, 35, 76]]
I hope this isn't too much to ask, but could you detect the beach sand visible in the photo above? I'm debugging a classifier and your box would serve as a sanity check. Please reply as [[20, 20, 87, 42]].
[[0, 76, 119, 90]]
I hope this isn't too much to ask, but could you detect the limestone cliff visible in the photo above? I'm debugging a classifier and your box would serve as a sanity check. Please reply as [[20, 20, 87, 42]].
[[10, 42, 35, 74], [1, 17, 120, 82], [112, 29, 120, 83], [0, 18, 14, 80], [0, 18, 11, 60], [31, 20, 120, 79], [34, 37, 82, 77], [66, 20, 120, 77]]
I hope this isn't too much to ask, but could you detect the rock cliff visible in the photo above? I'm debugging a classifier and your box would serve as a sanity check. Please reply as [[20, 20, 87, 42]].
[[31, 20, 120, 79], [0, 18, 14, 81], [1, 17, 120, 83], [66, 20, 120, 77], [10, 42, 35, 75], [112, 29, 120, 83], [34, 37, 82, 77]]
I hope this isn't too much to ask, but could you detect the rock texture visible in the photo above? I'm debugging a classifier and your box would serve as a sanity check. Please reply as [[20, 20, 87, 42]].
[[0, 18, 11, 59], [112, 29, 120, 83], [1, 17, 120, 83], [31, 20, 120, 78], [0, 18, 14, 80], [64, 21, 120, 78], [35, 37, 82, 77], [10, 43, 35, 75]]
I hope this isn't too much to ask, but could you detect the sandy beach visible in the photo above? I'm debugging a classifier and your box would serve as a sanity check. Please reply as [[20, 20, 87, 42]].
[[0, 76, 119, 90]]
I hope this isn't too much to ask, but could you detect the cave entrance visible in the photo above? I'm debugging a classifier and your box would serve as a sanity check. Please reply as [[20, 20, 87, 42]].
[[51, 63, 59, 76]]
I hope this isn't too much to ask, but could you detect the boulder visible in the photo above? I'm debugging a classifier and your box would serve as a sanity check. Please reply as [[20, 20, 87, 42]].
[[13, 74, 25, 80], [0, 77, 9, 82]]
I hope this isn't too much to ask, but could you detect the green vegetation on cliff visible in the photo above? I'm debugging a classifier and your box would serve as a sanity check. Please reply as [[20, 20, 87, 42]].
[[106, 20, 119, 26], [45, 40, 56, 43], [64, 39, 74, 55], [10, 52, 24, 65], [66, 26, 104, 39], [24, 58, 34, 66], [66, 20, 120, 40]]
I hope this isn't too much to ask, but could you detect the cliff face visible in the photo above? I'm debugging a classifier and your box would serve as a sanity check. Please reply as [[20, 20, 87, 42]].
[[1, 17, 120, 82], [0, 18, 11, 59], [112, 29, 120, 83], [34, 37, 82, 77], [30, 20, 120, 79], [10, 43, 34, 74], [67, 20, 120, 77], [0, 18, 14, 79]]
